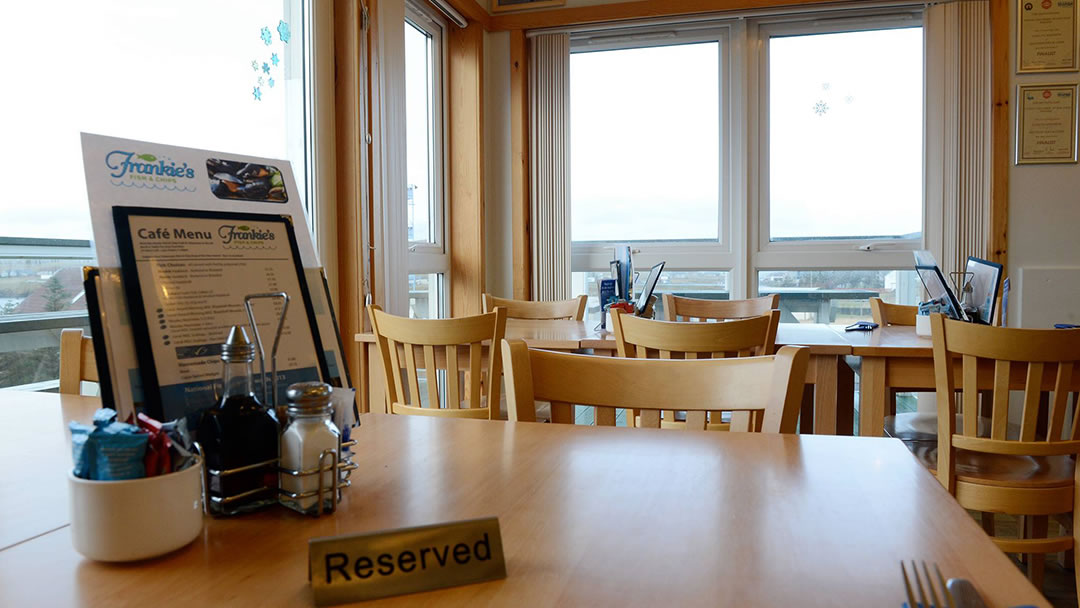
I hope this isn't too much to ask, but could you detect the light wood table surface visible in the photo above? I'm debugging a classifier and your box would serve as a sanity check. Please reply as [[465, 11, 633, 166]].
[[357, 321, 856, 435], [0, 399, 1048, 607], [0, 391, 98, 550], [842, 325, 937, 437]]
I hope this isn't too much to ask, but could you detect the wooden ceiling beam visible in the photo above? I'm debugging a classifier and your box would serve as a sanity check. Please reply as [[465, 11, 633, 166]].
[[438, 0, 492, 29], [489, 0, 843, 30]]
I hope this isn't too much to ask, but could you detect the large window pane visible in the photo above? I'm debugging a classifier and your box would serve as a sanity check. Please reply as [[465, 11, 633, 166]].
[[758, 270, 921, 324], [571, 43, 721, 242], [405, 19, 437, 245], [408, 273, 443, 319], [769, 28, 923, 241], [2, 1, 309, 242]]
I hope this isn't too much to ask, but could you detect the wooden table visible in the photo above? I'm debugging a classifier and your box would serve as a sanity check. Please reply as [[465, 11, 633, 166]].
[[842, 325, 935, 437], [0, 395, 1048, 607], [357, 321, 856, 435], [0, 391, 98, 551]]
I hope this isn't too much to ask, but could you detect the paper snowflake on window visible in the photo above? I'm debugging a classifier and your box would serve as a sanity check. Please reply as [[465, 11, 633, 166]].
[[277, 20, 291, 44], [822, 82, 831, 91], [258, 76, 264, 86], [813, 100, 829, 116], [262, 62, 270, 74], [253, 86, 262, 101], [271, 53, 280, 67], [268, 78, 275, 88], [261, 26, 273, 46], [251, 60, 259, 71], [845, 95, 854, 105]]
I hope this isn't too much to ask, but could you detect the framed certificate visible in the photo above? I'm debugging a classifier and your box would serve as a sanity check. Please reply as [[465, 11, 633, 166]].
[[1018, 0, 1078, 73], [113, 206, 330, 423], [1016, 83, 1079, 164]]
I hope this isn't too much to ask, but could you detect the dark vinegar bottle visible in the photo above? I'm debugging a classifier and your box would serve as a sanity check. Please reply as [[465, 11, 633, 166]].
[[198, 325, 280, 516]]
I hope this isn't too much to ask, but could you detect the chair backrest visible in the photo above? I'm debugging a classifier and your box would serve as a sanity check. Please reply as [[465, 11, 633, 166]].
[[611, 309, 779, 358], [368, 305, 507, 419], [481, 293, 587, 321], [662, 293, 779, 322], [59, 328, 98, 395], [869, 297, 917, 326], [930, 313, 1080, 492], [502, 340, 808, 432]]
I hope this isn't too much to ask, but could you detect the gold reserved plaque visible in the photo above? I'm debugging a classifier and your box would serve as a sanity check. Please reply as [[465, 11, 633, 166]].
[[308, 517, 506, 605]]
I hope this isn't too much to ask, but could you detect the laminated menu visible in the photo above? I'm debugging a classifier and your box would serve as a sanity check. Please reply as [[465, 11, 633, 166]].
[[112, 206, 328, 424]]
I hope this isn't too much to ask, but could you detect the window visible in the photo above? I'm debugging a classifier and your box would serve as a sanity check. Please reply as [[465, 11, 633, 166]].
[[0, 0, 315, 389], [567, 13, 928, 314], [404, 3, 448, 318], [765, 26, 924, 243], [570, 42, 721, 242]]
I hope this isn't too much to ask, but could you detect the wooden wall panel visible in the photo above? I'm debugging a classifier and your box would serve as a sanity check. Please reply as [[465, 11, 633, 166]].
[[989, 0, 1009, 268], [449, 23, 486, 316], [510, 29, 531, 300], [490, 0, 843, 30]]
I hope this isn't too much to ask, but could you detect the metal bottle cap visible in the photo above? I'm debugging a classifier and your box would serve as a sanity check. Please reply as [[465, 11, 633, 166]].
[[220, 325, 255, 362], [285, 381, 333, 412]]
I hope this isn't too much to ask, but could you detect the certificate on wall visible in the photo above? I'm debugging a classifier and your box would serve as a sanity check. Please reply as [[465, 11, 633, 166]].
[[113, 206, 330, 423], [1016, 84, 1079, 164], [1018, 0, 1078, 72]]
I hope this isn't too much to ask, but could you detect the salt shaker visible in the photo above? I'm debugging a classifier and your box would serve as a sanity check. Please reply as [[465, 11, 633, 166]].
[[279, 382, 340, 515]]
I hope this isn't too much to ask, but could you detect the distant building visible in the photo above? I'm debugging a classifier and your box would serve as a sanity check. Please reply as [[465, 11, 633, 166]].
[[12, 267, 86, 314]]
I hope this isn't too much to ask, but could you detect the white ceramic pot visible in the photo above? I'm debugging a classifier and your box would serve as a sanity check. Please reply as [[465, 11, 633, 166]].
[[68, 456, 204, 562]]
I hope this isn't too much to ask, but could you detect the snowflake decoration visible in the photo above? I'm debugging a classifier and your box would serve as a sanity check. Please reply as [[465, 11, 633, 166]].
[[268, 77, 275, 88], [253, 86, 262, 101], [822, 82, 831, 91], [251, 60, 259, 71], [813, 100, 829, 116], [258, 76, 264, 86], [277, 20, 291, 44], [271, 53, 280, 67], [262, 62, 270, 74], [845, 95, 854, 105], [261, 26, 273, 46]]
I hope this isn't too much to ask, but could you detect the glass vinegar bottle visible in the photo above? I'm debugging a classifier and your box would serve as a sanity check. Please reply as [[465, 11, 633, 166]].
[[197, 325, 280, 516]]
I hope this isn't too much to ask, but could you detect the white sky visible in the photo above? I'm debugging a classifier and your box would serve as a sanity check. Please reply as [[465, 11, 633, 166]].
[[0, 1, 298, 241], [571, 27, 924, 242], [405, 20, 434, 244]]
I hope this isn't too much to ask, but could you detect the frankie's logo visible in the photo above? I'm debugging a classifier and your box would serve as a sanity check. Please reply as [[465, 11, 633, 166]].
[[218, 224, 276, 246], [106, 150, 197, 190]]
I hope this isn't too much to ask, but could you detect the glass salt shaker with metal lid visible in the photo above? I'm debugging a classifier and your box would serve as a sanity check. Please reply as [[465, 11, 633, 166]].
[[279, 381, 341, 515]]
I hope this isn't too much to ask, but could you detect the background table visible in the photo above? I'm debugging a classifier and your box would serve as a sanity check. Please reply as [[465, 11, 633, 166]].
[[0, 399, 1049, 607], [357, 321, 855, 434]]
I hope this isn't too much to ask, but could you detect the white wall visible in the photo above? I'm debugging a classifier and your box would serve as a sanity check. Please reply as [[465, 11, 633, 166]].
[[1007, 1, 1080, 328], [484, 30, 514, 297]]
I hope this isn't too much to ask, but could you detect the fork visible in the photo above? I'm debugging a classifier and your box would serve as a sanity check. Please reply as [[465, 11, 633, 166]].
[[901, 560, 956, 608]]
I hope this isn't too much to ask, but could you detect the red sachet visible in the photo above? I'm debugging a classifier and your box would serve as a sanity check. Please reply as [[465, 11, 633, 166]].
[[136, 412, 173, 477]]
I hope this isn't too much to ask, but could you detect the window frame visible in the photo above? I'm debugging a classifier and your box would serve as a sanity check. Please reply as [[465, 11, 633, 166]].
[[749, 12, 928, 279], [567, 25, 738, 285], [403, 1, 450, 317]]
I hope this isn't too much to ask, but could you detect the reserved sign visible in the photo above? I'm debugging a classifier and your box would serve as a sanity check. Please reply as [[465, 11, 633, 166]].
[[308, 517, 506, 605]]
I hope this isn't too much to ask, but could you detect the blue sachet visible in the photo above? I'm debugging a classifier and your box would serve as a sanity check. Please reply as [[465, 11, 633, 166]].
[[69, 409, 149, 480]]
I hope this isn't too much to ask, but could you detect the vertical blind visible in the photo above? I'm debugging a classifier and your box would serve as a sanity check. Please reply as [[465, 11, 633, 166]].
[[934, 0, 991, 280], [529, 33, 572, 300]]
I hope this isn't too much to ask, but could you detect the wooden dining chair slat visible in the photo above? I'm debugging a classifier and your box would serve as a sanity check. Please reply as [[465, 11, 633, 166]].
[[869, 297, 918, 326], [930, 313, 1080, 595], [503, 340, 809, 434], [663, 293, 779, 323], [611, 309, 780, 430], [368, 305, 506, 419], [962, 354, 979, 436], [482, 293, 587, 320]]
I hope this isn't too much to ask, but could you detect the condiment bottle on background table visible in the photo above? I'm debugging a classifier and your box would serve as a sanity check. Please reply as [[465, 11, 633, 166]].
[[279, 382, 340, 515], [198, 325, 280, 516]]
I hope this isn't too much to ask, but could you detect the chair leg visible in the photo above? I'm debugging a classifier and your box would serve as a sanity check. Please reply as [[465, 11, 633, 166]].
[[888, 389, 897, 417], [1026, 515, 1048, 590], [980, 512, 995, 537]]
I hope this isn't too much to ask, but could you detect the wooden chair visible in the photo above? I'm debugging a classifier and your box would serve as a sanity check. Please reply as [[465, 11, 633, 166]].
[[59, 328, 98, 395], [662, 293, 778, 322], [482, 293, 587, 321], [610, 309, 780, 429], [869, 297, 918, 327], [367, 305, 507, 420], [502, 339, 808, 432], [929, 313, 1080, 592]]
